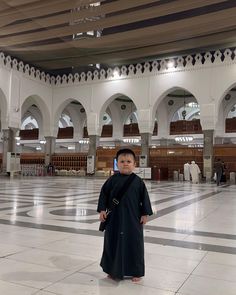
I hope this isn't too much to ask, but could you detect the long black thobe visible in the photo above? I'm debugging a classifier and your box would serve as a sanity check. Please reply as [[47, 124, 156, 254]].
[[97, 173, 153, 279]]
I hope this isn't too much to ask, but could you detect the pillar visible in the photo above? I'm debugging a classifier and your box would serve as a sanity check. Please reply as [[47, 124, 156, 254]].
[[44, 136, 56, 165], [203, 129, 214, 182], [75, 142, 82, 152], [114, 139, 122, 148], [88, 135, 100, 172], [159, 138, 168, 147], [140, 132, 151, 167]]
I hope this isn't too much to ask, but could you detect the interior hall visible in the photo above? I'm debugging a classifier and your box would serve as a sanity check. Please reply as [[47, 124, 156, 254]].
[[0, 1, 236, 294]]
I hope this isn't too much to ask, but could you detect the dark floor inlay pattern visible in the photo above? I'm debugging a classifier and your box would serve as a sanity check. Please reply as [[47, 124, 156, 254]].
[[50, 208, 96, 216]]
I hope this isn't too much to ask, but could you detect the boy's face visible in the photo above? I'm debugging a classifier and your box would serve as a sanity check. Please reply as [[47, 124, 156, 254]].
[[117, 154, 135, 175]]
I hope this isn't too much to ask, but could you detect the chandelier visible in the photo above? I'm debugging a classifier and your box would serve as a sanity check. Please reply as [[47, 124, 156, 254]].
[[71, 2, 102, 40], [123, 138, 140, 144], [175, 136, 193, 142]]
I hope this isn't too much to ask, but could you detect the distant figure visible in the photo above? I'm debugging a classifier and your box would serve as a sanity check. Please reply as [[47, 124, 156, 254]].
[[47, 162, 54, 176], [190, 161, 201, 184], [184, 162, 190, 181], [214, 158, 224, 186], [221, 161, 227, 183]]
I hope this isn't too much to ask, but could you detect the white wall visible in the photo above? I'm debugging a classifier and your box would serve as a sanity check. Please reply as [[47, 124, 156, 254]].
[[0, 49, 236, 145]]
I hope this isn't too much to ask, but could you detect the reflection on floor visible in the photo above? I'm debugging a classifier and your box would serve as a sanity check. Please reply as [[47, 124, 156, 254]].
[[0, 176, 235, 295]]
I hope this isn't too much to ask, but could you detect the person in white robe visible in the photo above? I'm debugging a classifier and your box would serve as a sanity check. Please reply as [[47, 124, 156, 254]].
[[184, 162, 190, 181], [190, 161, 201, 184]]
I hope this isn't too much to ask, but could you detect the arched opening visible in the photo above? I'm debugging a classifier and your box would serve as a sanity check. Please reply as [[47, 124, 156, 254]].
[[225, 87, 236, 134], [168, 89, 202, 137]]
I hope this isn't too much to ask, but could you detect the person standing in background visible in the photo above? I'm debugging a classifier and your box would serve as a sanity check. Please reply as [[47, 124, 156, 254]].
[[221, 161, 227, 183], [214, 158, 224, 186], [184, 162, 190, 181], [190, 161, 201, 184]]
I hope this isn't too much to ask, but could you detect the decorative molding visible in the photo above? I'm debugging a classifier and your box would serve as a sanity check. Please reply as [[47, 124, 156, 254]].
[[0, 48, 236, 86]]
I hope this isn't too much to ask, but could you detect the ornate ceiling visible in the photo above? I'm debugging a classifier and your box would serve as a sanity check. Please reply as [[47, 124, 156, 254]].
[[0, 0, 236, 75]]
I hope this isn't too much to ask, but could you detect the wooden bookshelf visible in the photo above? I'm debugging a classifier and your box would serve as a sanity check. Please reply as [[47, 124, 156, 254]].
[[123, 123, 140, 136], [57, 127, 73, 139], [52, 153, 87, 171], [101, 125, 113, 137], [170, 119, 202, 135], [150, 146, 203, 179], [19, 129, 39, 140], [214, 145, 236, 174], [225, 118, 236, 133], [96, 147, 141, 169], [20, 153, 45, 164]]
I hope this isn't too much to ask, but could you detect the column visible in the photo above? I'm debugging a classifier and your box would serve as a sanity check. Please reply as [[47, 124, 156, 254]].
[[75, 142, 82, 152], [159, 138, 168, 147], [44, 136, 56, 165], [114, 139, 122, 148], [1, 128, 18, 172], [88, 135, 99, 173], [203, 129, 214, 182], [140, 132, 151, 167]]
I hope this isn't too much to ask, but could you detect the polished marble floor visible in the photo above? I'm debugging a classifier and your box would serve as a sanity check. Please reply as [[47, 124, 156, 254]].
[[0, 176, 235, 294]]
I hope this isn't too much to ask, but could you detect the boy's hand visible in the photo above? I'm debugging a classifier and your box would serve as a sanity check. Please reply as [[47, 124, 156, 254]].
[[99, 211, 107, 222], [140, 215, 148, 225]]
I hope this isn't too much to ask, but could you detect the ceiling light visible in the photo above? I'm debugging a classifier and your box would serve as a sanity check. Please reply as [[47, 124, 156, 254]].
[[79, 139, 89, 144], [123, 138, 140, 144], [175, 136, 193, 142], [167, 61, 174, 69], [113, 70, 119, 78]]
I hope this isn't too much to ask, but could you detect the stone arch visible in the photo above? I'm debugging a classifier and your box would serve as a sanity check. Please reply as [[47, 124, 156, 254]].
[[53, 98, 87, 139], [21, 105, 42, 138], [152, 87, 199, 137], [215, 83, 236, 136], [152, 87, 199, 123], [21, 95, 50, 137], [98, 93, 138, 138]]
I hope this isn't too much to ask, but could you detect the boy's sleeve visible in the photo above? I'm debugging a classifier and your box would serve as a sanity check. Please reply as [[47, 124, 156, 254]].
[[140, 180, 153, 216], [97, 177, 112, 212]]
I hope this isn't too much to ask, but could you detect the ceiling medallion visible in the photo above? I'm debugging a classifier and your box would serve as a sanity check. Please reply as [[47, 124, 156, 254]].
[[225, 94, 231, 101]]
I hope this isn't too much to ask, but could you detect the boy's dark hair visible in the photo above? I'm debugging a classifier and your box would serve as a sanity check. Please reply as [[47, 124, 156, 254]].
[[116, 148, 136, 160]]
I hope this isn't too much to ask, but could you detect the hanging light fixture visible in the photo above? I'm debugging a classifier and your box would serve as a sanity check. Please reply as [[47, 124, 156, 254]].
[[39, 139, 46, 144], [123, 138, 140, 144], [175, 136, 193, 142], [182, 90, 187, 120], [71, 2, 102, 40], [79, 139, 89, 144]]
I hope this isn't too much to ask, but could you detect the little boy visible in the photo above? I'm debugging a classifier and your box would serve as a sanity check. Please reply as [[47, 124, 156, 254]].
[[97, 148, 153, 281]]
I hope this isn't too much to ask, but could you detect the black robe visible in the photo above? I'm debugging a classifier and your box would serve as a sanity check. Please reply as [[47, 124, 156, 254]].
[[97, 173, 153, 279]]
